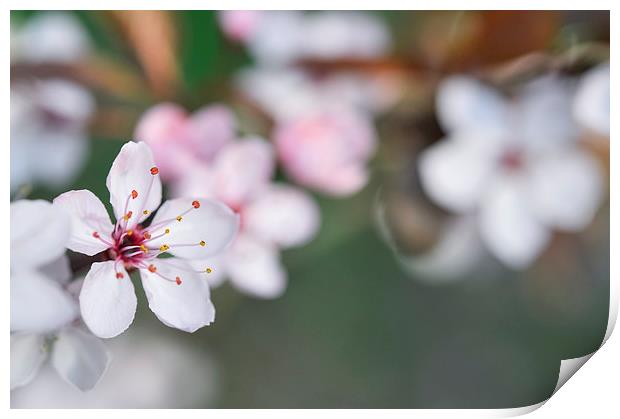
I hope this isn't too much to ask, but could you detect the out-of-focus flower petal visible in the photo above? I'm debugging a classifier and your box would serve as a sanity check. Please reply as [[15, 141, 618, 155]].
[[147, 198, 239, 259], [51, 327, 110, 391], [418, 136, 498, 213], [133, 103, 193, 180], [10, 199, 71, 269], [275, 109, 376, 196], [515, 76, 577, 151], [34, 79, 96, 123], [53, 190, 114, 256], [527, 148, 604, 231], [303, 11, 390, 59], [106, 141, 162, 230], [10, 333, 47, 390], [12, 12, 90, 64], [80, 262, 136, 339], [244, 184, 320, 248], [247, 11, 305, 65], [39, 254, 72, 284], [436, 76, 508, 134], [479, 175, 550, 269], [209, 138, 275, 207], [140, 259, 215, 332], [218, 10, 263, 42], [185, 105, 235, 161], [574, 64, 610, 137], [225, 235, 287, 299], [11, 271, 77, 334]]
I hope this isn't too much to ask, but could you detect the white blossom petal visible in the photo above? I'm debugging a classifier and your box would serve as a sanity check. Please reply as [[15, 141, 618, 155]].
[[10, 333, 47, 390], [479, 175, 550, 269], [10, 199, 71, 269], [11, 271, 77, 334], [527, 148, 604, 231], [436, 76, 508, 134], [140, 259, 215, 332], [80, 261, 136, 339], [106, 141, 162, 230], [53, 190, 114, 256], [574, 64, 610, 137], [186, 256, 227, 288], [418, 136, 498, 213], [51, 327, 110, 391], [148, 198, 239, 259], [226, 235, 287, 299], [209, 138, 275, 207], [244, 184, 320, 248]]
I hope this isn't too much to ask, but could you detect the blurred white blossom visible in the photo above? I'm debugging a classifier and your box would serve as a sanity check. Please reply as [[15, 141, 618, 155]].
[[419, 76, 604, 269], [11, 13, 94, 193], [53, 142, 239, 338], [174, 138, 320, 299], [11, 329, 218, 408], [10, 200, 109, 391], [11, 80, 94, 192], [573, 63, 610, 138]]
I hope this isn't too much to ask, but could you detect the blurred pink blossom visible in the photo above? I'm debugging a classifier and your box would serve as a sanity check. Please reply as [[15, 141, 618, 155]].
[[274, 109, 377, 197], [217, 10, 263, 42], [174, 137, 320, 299], [134, 103, 235, 181], [573, 63, 610, 138]]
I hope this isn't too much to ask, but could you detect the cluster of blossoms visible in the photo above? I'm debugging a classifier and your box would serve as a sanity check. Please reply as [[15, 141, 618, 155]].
[[416, 68, 609, 271], [220, 10, 403, 197], [11, 141, 239, 392], [11, 12, 95, 193]]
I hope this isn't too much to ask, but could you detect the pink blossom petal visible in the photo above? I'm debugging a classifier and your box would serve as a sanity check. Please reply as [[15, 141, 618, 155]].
[[244, 184, 320, 248], [147, 197, 239, 259], [225, 235, 287, 299], [106, 141, 162, 230], [80, 261, 136, 339], [218, 10, 264, 43], [53, 189, 114, 256], [139, 259, 215, 332], [185, 104, 235, 161]]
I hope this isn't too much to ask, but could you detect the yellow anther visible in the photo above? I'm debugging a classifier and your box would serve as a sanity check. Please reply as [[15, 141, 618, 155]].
[[159, 244, 170, 252], [206, 267, 213, 274], [176, 216, 183, 222], [143, 210, 150, 215], [126, 230, 133, 236], [165, 228, 170, 234], [199, 240, 206, 247], [140, 244, 148, 253]]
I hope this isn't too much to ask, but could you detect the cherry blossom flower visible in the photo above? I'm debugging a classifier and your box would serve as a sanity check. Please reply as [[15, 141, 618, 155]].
[[274, 108, 378, 197], [10, 200, 109, 391], [419, 76, 604, 269], [53, 141, 239, 338], [573, 63, 610, 138], [174, 137, 320, 298], [134, 103, 235, 181], [11, 79, 95, 192]]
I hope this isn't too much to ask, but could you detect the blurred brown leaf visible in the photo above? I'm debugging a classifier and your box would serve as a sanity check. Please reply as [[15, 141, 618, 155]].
[[108, 10, 178, 98]]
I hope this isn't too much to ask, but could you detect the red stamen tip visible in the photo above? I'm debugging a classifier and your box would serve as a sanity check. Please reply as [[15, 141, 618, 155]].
[[175, 276, 182, 285], [116, 272, 124, 279], [143, 231, 151, 240], [92, 231, 100, 238], [192, 200, 200, 209], [150, 167, 159, 175], [148, 264, 157, 273], [131, 189, 138, 199]]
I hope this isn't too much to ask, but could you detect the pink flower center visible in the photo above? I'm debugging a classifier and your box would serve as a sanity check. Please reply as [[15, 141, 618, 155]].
[[500, 149, 524, 171]]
